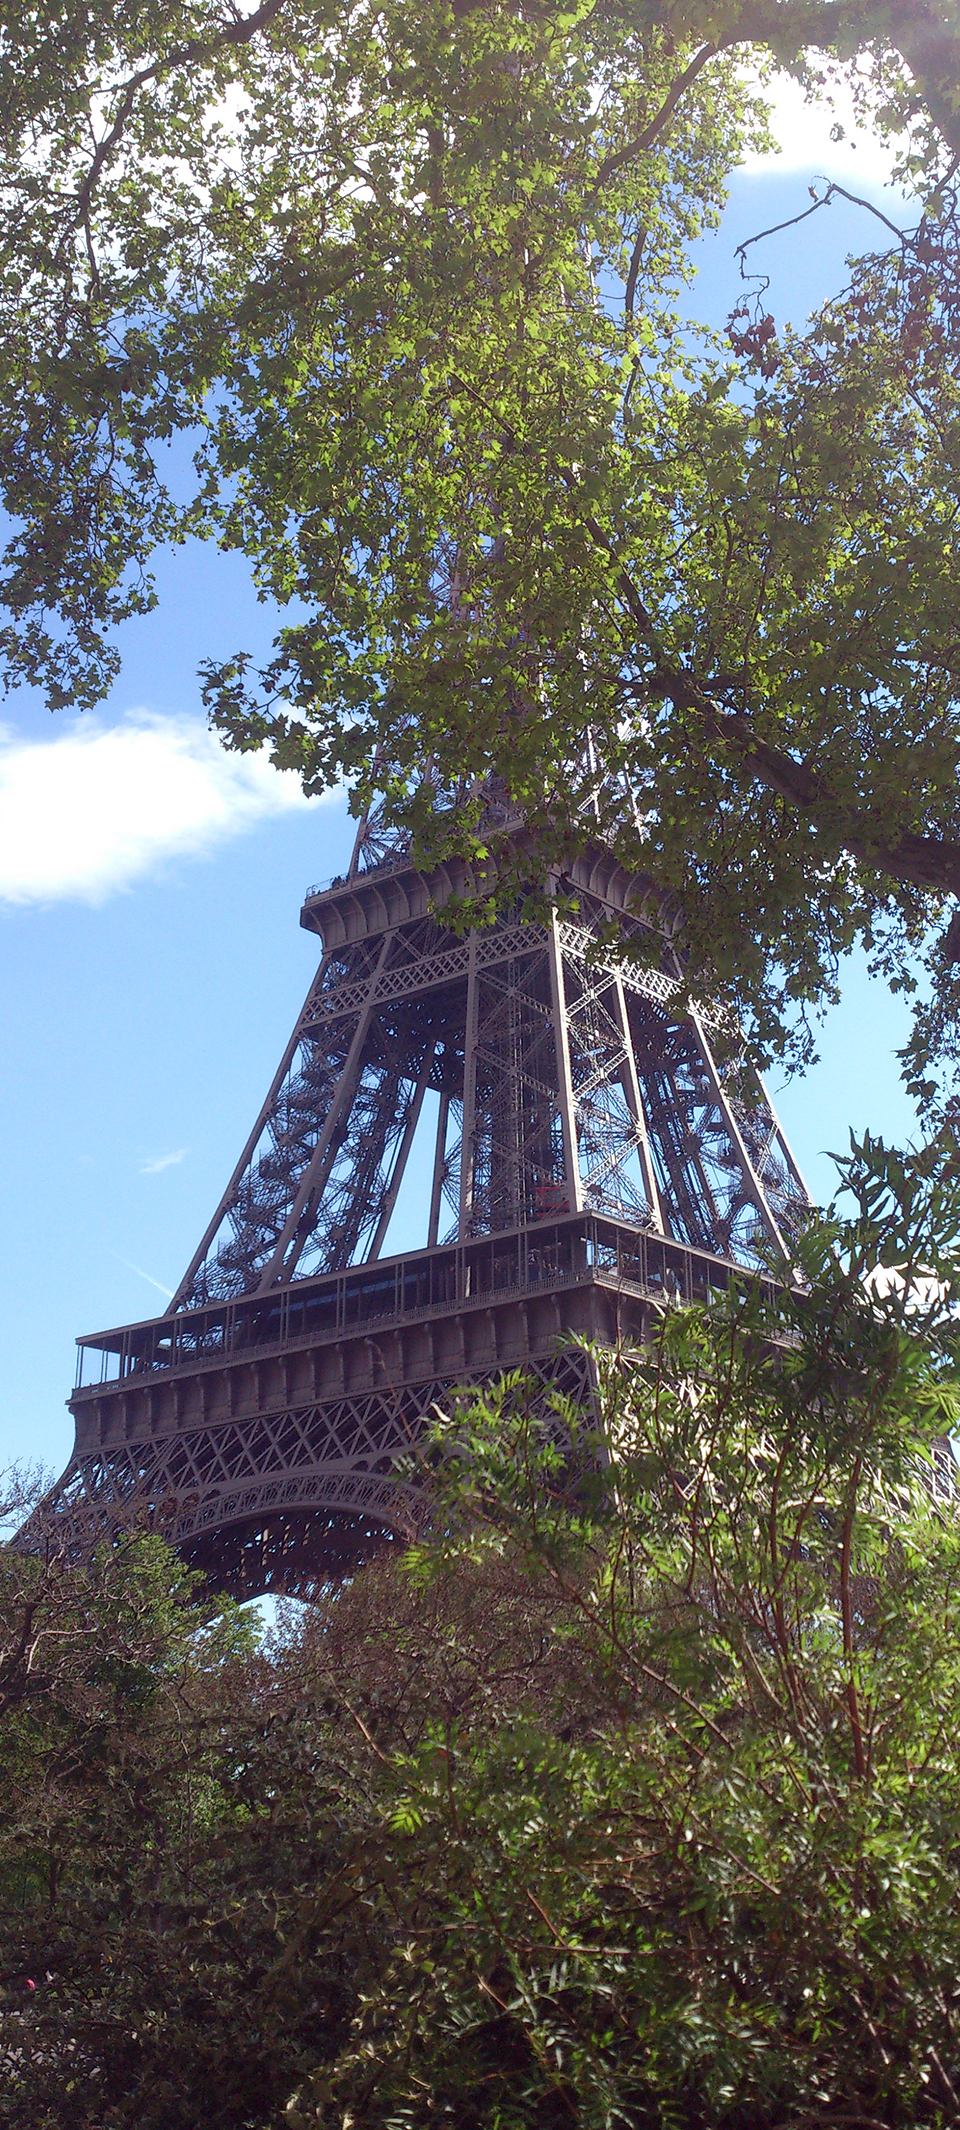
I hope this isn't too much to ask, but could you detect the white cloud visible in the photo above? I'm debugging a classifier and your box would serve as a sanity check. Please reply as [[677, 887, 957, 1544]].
[[140, 1148, 187, 1175], [0, 711, 327, 906], [742, 68, 903, 188]]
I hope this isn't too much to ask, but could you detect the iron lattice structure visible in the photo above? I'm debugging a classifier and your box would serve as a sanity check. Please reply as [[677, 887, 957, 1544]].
[[33, 817, 810, 1597]]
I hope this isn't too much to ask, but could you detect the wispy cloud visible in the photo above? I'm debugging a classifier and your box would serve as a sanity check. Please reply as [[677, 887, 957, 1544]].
[[0, 711, 330, 907], [110, 1251, 175, 1302], [140, 1148, 187, 1175]]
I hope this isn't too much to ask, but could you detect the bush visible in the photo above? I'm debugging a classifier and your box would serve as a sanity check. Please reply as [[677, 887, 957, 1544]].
[[4, 1134, 960, 2127]]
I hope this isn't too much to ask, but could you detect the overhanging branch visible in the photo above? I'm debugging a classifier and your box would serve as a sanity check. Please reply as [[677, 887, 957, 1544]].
[[569, 480, 960, 904], [69, 0, 291, 240]]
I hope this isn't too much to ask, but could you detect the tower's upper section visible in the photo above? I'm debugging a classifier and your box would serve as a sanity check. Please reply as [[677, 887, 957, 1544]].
[[164, 817, 807, 1315]]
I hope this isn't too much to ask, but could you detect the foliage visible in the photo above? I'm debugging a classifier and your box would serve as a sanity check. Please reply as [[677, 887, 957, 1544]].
[[6, 2, 960, 1075], [275, 1131, 960, 2128], [0, 1522, 340, 2128], [4, 1135, 960, 2123]]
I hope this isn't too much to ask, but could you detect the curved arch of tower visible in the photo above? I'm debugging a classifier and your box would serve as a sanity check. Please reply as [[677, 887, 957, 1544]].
[[26, 808, 809, 1598]]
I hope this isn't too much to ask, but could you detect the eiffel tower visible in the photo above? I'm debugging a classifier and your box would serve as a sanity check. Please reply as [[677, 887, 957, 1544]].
[[34, 800, 809, 1598]]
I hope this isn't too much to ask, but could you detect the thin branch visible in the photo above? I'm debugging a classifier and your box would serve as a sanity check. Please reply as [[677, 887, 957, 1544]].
[[624, 224, 646, 321], [839, 1457, 867, 1782], [735, 182, 909, 284]]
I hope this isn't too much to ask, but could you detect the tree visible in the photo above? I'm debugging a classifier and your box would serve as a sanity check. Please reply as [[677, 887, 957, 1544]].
[[4, 1135, 960, 2126], [4, 2, 960, 1078], [0, 1515, 342, 2129], [275, 1132, 960, 2128]]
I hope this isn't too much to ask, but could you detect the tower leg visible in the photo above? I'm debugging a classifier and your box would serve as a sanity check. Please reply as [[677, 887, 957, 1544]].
[[547, 910, 582, 1213]]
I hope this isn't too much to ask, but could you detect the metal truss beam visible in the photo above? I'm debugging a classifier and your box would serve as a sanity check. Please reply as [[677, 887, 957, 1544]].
[[30, 828, 812, 1598]]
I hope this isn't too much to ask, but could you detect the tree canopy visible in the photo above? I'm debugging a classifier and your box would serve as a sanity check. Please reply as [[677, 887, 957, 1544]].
[[5, 0, 960, 1078]]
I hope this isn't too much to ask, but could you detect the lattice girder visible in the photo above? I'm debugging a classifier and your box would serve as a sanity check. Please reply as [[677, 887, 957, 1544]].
[[24, 835, 811, 1598], [172, 862, 807, 1308]]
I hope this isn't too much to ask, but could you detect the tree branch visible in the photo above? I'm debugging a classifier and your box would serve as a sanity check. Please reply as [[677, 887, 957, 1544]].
[[589, 44, 718, 198], [69, 0, 291, 239], [569, 481, 960, 904]]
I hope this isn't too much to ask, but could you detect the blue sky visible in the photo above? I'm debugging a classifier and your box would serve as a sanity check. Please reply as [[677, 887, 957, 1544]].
[[0, 77, 922, 1485]]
